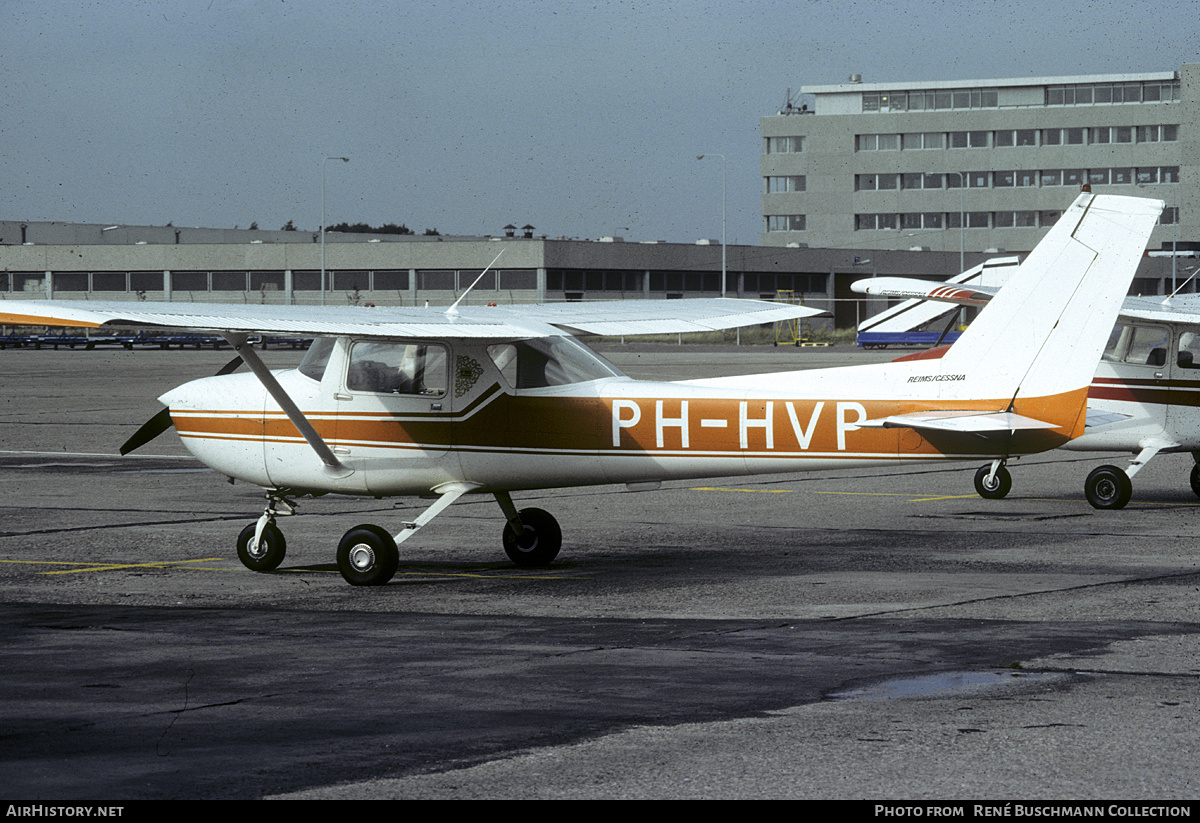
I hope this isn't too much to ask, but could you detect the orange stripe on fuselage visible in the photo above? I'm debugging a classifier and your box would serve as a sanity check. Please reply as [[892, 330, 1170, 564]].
[[169, 387, 1086, 459]]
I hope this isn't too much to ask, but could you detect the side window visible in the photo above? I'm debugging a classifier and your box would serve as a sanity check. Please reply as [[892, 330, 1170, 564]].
[[1122, 326, 1170, 367], [1178, 332, 1200, 369], [346, 342, 447, 395], [487, 338, 623, 390]]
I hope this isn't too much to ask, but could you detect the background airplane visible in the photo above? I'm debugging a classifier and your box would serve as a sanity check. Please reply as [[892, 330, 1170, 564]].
[[853, 239, 1200, 509], [0, 193, 1161, 584]]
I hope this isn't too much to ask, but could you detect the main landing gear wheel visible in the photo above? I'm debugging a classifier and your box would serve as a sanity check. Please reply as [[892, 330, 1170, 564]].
[[973, 464, 1012, 499], [1085, 465, 1133, 510], [1190, 464, 1200, 499], [236, 522, 287, 572], [502, 508, 562, 567], [337, 524, 399, 586]]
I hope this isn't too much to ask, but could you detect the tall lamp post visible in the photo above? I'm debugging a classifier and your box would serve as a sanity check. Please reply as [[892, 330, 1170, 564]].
[[321, 156, 350, 306], [697, 154, 726, 297]]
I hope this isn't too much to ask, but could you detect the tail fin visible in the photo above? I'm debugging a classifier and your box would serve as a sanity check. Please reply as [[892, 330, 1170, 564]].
[[940, 193, 1162, 404]]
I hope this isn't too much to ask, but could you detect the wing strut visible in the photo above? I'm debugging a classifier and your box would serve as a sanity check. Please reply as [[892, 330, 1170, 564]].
[[223, 333, 353, 478]]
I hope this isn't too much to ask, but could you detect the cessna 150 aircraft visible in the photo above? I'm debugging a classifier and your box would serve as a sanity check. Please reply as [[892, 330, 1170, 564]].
[[0, 193, 1161, 585], [853, 222, 1199, 510]]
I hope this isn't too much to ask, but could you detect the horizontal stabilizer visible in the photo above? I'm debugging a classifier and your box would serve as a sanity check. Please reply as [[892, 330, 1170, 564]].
[[859, 409, 1059, 434]]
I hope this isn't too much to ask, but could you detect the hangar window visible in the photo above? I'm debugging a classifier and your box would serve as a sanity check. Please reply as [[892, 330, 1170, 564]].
[[346, 342, 447, 396]]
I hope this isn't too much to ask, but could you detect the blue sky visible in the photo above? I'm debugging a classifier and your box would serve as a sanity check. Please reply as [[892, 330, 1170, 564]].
[[2, 0, 1196, 244]]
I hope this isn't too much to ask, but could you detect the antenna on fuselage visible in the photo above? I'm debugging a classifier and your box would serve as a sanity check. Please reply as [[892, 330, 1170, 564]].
[[446, 249, 504, 317]]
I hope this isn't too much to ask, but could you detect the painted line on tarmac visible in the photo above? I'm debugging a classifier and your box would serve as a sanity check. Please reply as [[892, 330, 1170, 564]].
[[692, 486, 795, 494], [0, 557, 227, 575]]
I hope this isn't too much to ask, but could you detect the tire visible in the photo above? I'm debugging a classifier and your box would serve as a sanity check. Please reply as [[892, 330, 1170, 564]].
[[1190, 464, 1200, 499], [973, 464, 1012, 499], [1085, 465, 1132, 510], [502, 508, 562, 567], [337, 524, 399, 586], [236, 522, 287, 572]]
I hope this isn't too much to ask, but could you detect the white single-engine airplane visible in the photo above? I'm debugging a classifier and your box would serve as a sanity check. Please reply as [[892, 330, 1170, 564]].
[[2, 193, 1161, 585], [854, 213, 1200, 510]]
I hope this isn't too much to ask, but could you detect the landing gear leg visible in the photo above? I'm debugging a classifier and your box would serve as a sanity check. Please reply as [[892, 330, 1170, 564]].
[[974, 460, 1011, 499], [236, 492, 295, 572]]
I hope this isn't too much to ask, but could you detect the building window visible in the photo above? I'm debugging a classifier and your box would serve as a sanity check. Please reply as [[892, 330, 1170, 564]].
[[902, 132, 944, 150], [250, 271, 285, 292], [1161, 207, 1179, 225], [212, 271, 248, 291], [949, 131, 988, 149], [418, 270, 455, 290], [766, 136, 804, 153], [995, 129, 1038, 147], [856, 133, 899, 151], [947, 212, 989, 229], [856, 173, 898, 191], [766, 175, 805, 193], [55, 272, 89, 291], [1088, 169, 1110, 185], [947, 172, 989, 189], [901, 173, 942, 190], [93, 272, 127, 291], [1046, 80, 1179, 106], [374, 270, 410, 291], [171, 272, 208, 291], [865, 88, 996, 112], [854, 214, 898, 230], [334, 270, 370, 291], [130, 271, 162, 292], [994, 211, 1038, 228], [766, 215, 805, 231]]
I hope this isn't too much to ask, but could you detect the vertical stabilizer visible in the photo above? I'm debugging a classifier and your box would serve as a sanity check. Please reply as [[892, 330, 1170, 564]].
[[939, 193, 1162, 403]]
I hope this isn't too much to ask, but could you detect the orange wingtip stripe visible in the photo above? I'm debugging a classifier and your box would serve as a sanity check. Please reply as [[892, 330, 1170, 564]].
[[0, 313, 102, 328]]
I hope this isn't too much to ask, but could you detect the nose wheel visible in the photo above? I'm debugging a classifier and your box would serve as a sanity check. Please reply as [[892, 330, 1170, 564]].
[[973, 463, 1012, 499], [236, 522, 287, 571]]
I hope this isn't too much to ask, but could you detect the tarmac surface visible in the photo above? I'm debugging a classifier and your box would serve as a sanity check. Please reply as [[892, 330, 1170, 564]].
[[0, 344, 1197, 799]]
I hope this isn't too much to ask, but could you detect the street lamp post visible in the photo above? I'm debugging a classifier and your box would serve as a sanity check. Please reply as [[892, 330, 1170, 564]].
[[697, 154, 726, 297], [321, 156, 350, 306]]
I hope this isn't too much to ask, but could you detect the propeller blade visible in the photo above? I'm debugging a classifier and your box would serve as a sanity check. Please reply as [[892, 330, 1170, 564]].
[[216, 355, 244, 375], [120, 407, 175, 455], [119, 354, 242, 455]]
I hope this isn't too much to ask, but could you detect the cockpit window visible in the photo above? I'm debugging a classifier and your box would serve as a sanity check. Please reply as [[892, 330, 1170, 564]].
[[487, 336, 623, 389], [298, 337, 335, 382], [347, 342, 448, 395]]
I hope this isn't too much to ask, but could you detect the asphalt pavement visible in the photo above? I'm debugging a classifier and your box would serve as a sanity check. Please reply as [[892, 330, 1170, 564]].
[[0, 345, 1196, 799]]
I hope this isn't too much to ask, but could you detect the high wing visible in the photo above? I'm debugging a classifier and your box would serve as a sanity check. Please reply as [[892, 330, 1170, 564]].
[[854, 257, 1019, 335], [0, 297, 822, 339], [852, 272, 1200, 329]]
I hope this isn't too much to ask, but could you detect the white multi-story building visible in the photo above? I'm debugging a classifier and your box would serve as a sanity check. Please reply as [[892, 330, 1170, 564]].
[[762, 64, 1197, 257]]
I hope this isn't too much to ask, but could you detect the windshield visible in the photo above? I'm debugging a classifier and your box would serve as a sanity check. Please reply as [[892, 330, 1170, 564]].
[[297, 337, 336, 381], [487, 336, 623, 389]]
